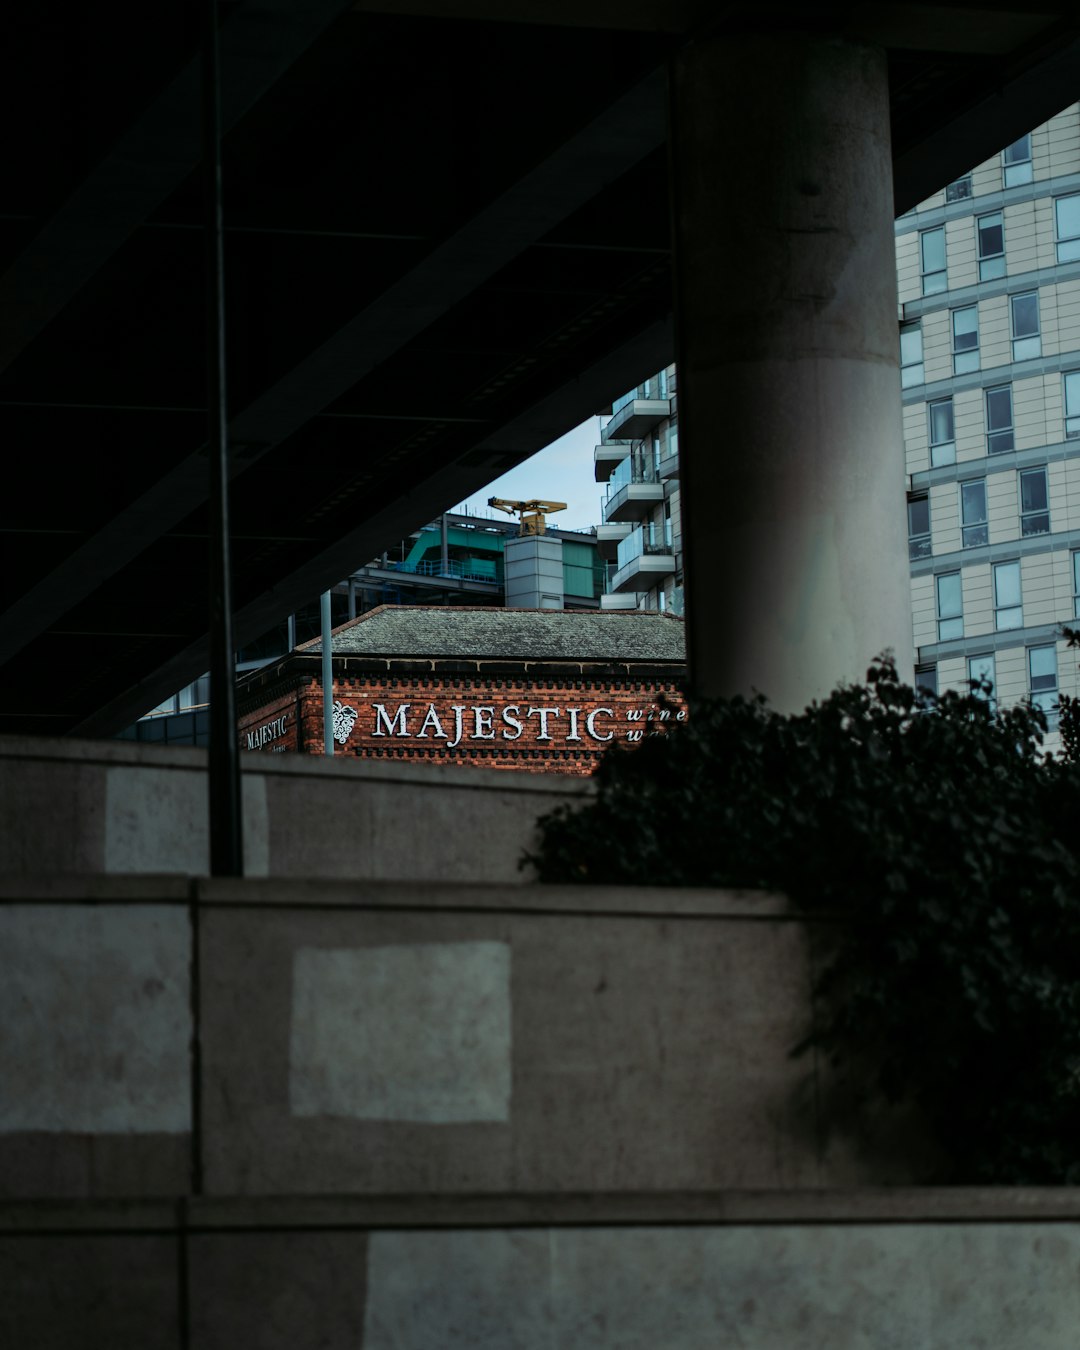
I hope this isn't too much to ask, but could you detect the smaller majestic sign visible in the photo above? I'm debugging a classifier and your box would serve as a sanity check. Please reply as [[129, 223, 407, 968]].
[[245, 711, 289, 751]]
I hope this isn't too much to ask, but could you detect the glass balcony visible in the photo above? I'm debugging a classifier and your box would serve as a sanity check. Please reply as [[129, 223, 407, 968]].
[[594, 441, 631, 483], [615, 520, 672, 569], [609, 522, 676, 593], [595, 522, 632, 560], [603, 462, 665, 523]]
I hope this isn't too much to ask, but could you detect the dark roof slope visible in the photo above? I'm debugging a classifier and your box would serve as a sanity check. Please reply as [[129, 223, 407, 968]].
[[302, 606, 685, 663]]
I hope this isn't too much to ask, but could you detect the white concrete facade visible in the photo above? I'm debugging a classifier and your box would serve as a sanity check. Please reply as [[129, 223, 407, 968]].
[[898, 104, 1080, 744]]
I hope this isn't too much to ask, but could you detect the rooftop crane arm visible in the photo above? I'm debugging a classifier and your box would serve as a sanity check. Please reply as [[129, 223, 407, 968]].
[[487, 497, 568, 535]]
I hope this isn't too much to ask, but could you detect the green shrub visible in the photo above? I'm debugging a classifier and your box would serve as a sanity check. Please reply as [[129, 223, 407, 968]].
[[526, 655, 1080, 1183]]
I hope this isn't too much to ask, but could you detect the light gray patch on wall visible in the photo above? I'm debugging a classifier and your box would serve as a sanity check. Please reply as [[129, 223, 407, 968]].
[[362, 1224, 1080, 1350], [363, 1230, 552, 1350], [104, 765, 268, 875], [289, 942, 512, 1123], [105, 765, 207, 873], [0, 905, 191, 1134], [241, 775, 269, 876]]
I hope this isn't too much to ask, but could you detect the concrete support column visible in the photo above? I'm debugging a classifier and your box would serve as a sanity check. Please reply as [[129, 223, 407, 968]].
[[671, 34, 911, 709]]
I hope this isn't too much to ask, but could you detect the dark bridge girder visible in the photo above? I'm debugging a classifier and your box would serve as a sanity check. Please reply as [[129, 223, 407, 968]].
[[2, 1, 1079, 735]]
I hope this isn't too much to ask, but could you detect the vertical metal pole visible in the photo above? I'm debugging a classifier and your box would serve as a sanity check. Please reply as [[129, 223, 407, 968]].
[[440, 513, 450, 575], [287, 613, 296, 652], [321, 591, 334, 756], [347, 577, 356, 621], [204, 0, 243, 876]]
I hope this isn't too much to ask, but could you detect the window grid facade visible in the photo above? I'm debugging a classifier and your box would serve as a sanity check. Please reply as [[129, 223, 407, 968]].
[[952, 306, 979, 375], [976, 211, 1005, 280], [1029, 645, 1059, 724], [985, 385, 1014, 455], [1019, 467, 1050, 537], [899, 106, 1080, 749]]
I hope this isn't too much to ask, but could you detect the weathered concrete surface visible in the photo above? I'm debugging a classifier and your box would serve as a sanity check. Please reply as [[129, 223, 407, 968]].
[[0, 905, 191, 1135], [360, 1222, 1080, 1350], [3, 1212, 1080, 1350], [198, 896, 824, 1195], [0, 879, 927, 1200], [0, 878, 925, 1200], [0, 735, 584, 881], [0, 902, 192, 1199], [0, 1233, 180, 1350], [188, 1229, 368, 1350], [289, 941, 513, 1124], [104, 763, 269, 875]]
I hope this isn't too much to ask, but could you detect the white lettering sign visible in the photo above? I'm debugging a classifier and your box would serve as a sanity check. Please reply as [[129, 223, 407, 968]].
[[357, 699, 682, 749], [246, 711, 289, 751]]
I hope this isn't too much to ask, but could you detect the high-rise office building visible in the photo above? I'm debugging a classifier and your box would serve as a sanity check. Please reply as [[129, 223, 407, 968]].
[[897, 104, 1080, 745]]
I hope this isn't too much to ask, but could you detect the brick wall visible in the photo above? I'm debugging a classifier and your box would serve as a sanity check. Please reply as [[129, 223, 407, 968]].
[[239, 669, 686, 776]]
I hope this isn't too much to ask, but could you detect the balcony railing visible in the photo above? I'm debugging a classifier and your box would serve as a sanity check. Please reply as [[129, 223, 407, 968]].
[[389, 558, 499, 583], [616, 521, 673, 570], [609, 369, 671, 416], [605, 458, 658, 500]]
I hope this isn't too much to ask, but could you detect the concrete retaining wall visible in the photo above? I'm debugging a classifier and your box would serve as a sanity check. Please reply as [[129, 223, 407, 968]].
[[1, 874, 1075, 1344], [0, 876, 875, 1200], [0, 735, 584, 881], [4, 1199, 1080, 1348]]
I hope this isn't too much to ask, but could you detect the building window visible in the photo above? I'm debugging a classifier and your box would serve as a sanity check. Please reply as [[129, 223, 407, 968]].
[[968, 653, 996, 710], [1055, 194, 1080, 263], [1003, 133, 1033, 187], [985, 385, 1014, 455], [936, 571, 963, 641], [960, 479, 988, 548], [908, 494, 931, 560], [976, 210, 1005, 280], [1073, 550, 1080, 618], [1064, 371, 1080, 439], [915, 664, 938, 697], [1019, 466, 1050, 536], [920, 227, 947, 295], [1029, 645, 1059, 724], [952, 305, 979, 374], [993, 560, 1022, 630], [946, 175, 973, 203], [1010, 291, 1040, 360], [900, 321, 924, 388], [929, 397, 955, 467]]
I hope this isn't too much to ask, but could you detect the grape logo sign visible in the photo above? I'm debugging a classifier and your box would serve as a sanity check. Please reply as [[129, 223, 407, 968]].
[[331, 700, 359, 745]]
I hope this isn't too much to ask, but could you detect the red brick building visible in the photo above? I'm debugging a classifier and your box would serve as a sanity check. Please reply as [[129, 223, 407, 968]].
[[237, 606, 686, 775]]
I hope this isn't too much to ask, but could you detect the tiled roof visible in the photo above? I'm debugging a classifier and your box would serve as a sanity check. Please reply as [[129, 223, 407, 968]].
[[302, 606, 685, 662]]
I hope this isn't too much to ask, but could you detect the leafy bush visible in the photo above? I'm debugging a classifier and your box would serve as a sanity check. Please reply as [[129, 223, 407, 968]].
[[526, 656, 1080, 1183]]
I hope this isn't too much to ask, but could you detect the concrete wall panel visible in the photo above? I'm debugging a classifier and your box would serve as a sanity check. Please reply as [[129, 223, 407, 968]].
[[104, 765, 269, 875], [0, 737, 584, 882], [189, 1230, 368, 1350], [198, 904, 825, 1196], [0, 1234, 180, 1350], [360, 1223, 1080, 1350], [0, 762, 106, 874], [0, 905, 191, 1135], [289, 942, 512, 1124], [0, 903, 192, 1198]]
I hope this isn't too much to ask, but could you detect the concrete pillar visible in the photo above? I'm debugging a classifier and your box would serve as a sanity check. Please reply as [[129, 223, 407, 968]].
[[670, 33, 912, 710]]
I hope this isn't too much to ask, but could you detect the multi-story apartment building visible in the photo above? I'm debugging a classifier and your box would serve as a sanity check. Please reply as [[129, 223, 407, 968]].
[[594, 365, 683, 615], [897, 104, 1080, 744]]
